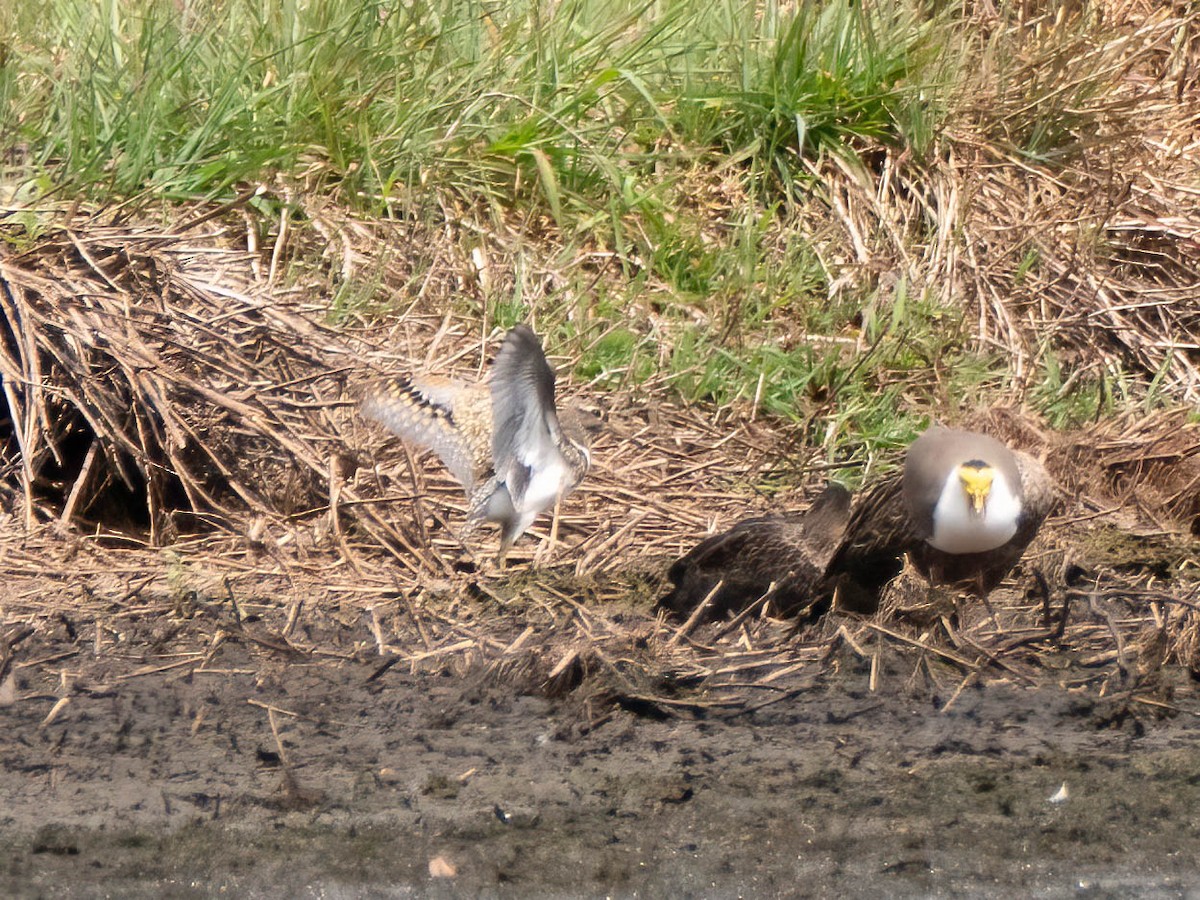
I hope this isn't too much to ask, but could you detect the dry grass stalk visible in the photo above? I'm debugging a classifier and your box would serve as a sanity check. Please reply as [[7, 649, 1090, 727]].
[[0, 216, 792, 588], [778, 5, 1200, 404]]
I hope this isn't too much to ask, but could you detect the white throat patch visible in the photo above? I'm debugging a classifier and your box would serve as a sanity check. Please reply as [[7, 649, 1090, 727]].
[[927, 468, 1021, 554]]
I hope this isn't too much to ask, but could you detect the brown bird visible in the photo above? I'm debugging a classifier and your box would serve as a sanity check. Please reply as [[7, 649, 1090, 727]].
[[362, 325, 595, 562], [826, 426, 1055, 615], [658, 483, 852, 622]]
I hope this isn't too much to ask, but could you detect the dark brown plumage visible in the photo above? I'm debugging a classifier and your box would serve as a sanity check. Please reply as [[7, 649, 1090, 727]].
[[658, 483, 851, 622], [821, 476, 915, 614]]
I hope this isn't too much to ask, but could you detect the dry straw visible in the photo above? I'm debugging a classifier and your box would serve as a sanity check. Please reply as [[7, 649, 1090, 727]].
[[0, 209, 1197, 713]]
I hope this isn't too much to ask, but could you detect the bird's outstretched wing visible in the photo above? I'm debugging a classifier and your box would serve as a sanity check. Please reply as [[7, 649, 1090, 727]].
[[361, 376, 483, 491], [489, 324, 565, 506]]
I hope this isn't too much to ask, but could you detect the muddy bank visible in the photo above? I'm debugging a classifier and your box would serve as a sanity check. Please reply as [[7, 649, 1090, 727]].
[[4, 625, 1200, 899]]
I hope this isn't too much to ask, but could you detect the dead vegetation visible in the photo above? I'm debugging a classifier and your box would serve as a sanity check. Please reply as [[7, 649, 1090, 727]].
[[788, 0, 1200, 403], [0, 213, 1198, 720], [1, 1, 1199, 719]]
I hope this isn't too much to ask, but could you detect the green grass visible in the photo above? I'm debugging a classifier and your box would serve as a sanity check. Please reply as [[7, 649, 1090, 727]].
[[671, 0, 948, 172], [1032, 348, 1181, 431], [1, 0, 948, 217], [0, 0, 1180, 465]]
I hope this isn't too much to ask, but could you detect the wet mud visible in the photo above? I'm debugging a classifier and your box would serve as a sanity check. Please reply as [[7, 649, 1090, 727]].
[[4, 621, 1200, 899]]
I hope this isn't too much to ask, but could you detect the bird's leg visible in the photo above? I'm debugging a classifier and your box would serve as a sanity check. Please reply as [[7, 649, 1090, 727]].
[[976, 572, 1001, 633], [467, 479, 513, 569], [534, 495, 564, 567], [951, 593, 974, 634], [494, 538, 511, 571], [928, 563, 975, 636], [927, 560, 956, 627]]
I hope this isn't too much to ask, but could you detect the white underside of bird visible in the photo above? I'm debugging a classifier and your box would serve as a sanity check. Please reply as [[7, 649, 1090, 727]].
[[927, 467, 1020, 554], [486, 452, 574, 541]]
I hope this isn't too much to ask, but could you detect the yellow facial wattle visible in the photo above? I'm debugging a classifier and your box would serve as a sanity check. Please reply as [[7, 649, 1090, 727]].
[[958, 464, 995, 515]]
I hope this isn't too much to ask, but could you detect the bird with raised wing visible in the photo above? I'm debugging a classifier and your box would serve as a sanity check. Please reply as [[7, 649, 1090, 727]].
[[362, 325, 595, 562]]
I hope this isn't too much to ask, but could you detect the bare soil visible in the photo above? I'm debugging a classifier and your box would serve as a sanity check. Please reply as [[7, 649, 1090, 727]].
[[4, 570, 1200, 900]]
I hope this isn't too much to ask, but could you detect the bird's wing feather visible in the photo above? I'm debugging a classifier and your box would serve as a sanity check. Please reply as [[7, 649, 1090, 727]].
[[821, 475, 919, 611], [661, 486, 852, 621], [800, 483, 853, 567], [489, 324, 565, 505], [1012, 450, 1055, 543], [667, 517, 775, 581], [406, 375, 468, 410], [361, 377, 481, 490], [903, 429, 953, 540]]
